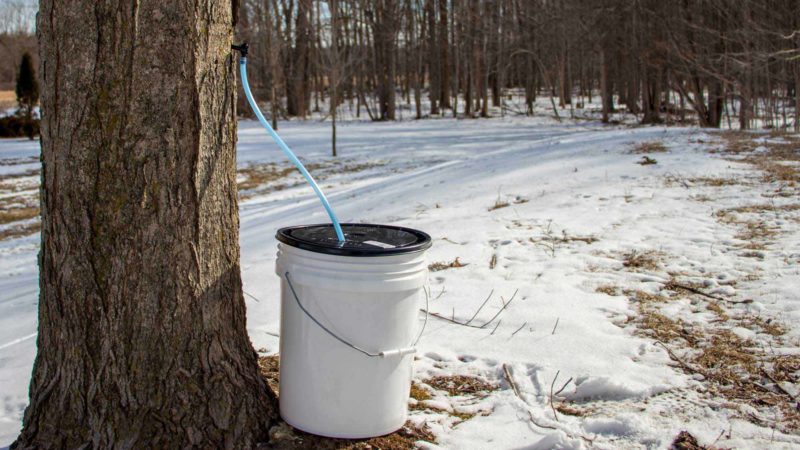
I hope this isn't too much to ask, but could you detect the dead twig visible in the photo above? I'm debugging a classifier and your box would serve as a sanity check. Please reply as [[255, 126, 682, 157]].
[[554, 377, 573, 397], [550, 370, 561, 422], [551, 317, 560, 335], [511, 322, 527, 337], [490, 320, 502, 335], [423, 289, 519, 330], [465, 290, 495, 325], [503, 364, 523, 400], [527, 411, 557, 430], [479, 289, 520, 329], [425, 311, 485, 329]]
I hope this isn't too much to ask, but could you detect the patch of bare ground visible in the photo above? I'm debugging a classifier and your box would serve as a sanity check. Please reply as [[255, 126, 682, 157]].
[[630, 141, 668, 154], [237, 163, 294, 199], [259, 356, 437, 449], [267, 421, 436, 450], [237, 159, 386, 200], [424, 375, 498, 397], [670, 430, 720, 450]]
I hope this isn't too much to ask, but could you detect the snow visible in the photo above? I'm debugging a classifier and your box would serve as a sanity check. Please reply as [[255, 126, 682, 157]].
[[1, 116, 799, 448]]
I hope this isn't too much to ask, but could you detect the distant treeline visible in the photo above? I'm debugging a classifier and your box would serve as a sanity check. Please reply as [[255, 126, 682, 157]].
[[236, 0, 800, 129]]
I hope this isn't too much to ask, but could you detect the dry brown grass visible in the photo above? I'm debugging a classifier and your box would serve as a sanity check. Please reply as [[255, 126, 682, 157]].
[[595, 284, 621, 296], [644, 316, 800, 431], [424, 375, 498, 396], [717, 131, 800, 185], [0, 221, 40, 241], [631, 141, 668, 154], [237, 164, 294, 198], [635, 309, 691, 344], [428, 257, 468, 272], [705, 302, 728, 320], [554, 402, 593, 417], [488, 198, 510, 211], [257, 355, 280, 396], [624, 289, 668, 305], [714, 206, 781, 249], [727, 203, 800, 214], [409, 382, 432, 402], [0, 206, 38, 225], [737, 315, 785, 337], [621, 250, 662, 271], [688, 176, 743, 187], [733, 220, 778, 245], [717, 130, 760, 154]]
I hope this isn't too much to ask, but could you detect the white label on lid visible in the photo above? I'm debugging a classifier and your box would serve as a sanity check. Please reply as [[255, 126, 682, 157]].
[[364, 240, 396, 249]]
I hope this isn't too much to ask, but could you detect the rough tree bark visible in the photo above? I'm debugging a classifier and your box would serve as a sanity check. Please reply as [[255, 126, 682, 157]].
[[15, 0, 277, 448]]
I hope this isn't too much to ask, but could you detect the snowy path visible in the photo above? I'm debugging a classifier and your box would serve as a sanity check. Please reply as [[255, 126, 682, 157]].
[[1, 118, 798, 448]]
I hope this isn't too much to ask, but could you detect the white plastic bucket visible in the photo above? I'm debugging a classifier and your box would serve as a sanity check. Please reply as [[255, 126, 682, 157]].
[[275, 224, 431, 438]]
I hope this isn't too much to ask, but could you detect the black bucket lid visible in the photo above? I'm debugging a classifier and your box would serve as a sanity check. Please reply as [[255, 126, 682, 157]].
[[277, 223, 432, 257]]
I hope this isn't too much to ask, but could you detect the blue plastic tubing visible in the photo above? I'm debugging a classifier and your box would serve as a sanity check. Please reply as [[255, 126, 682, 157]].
[[238, 57, 346, 243]]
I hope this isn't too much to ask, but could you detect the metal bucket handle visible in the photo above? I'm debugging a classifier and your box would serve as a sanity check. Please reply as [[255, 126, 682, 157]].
[[284, 271, 428, 358]]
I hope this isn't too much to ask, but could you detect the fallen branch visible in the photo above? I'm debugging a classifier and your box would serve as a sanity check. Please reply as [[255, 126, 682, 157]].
[[511, 322, 527, 337], [663, 280, 726, 302], [655, 341, 706, 376]]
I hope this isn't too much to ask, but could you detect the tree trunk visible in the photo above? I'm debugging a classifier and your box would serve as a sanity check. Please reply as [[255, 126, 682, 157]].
[[287, 0, 311, 117], [425, 0, 439, 115], [600, 48, 611, 123], [438, 0, 450, 109], [372, 0, 398, 121], [16, 1, 277, 448]]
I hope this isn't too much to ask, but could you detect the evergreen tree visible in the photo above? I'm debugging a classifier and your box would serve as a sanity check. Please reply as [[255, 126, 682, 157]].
[[15, 52, 39, 120]]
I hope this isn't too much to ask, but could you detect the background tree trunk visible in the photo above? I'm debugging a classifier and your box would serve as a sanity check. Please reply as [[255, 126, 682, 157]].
[[15, 0, 276, 447]]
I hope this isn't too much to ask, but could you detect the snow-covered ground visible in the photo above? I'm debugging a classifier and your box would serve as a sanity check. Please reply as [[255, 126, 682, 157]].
[[1, 116, 798, 448]]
